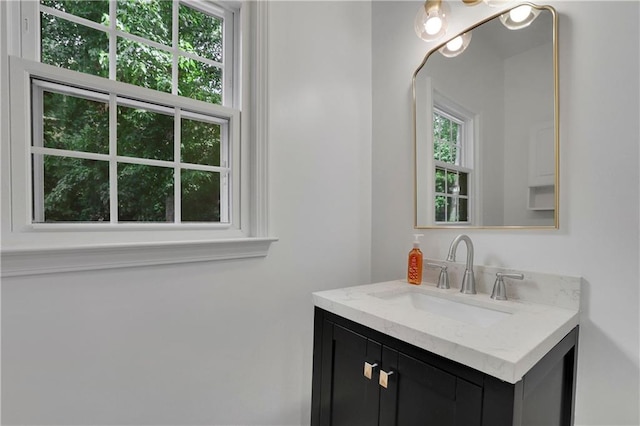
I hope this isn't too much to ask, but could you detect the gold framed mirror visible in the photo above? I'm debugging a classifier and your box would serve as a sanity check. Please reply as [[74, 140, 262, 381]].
[[413, 4, 558, 229]]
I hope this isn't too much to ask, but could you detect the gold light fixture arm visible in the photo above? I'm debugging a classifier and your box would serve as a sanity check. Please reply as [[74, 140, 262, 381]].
[[424, 0, 443, 13]]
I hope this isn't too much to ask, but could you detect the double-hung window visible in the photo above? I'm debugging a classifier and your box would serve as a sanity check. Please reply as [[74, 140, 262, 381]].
[[1, 1, 273, 275], [415, 86, 477, 227], [433, 108, 471, 224]]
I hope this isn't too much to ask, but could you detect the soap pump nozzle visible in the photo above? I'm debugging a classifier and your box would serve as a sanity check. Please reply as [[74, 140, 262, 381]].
[[412, 233, 424, 247]]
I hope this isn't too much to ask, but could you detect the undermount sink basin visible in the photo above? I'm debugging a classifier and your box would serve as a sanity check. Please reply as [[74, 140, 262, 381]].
[[371, 288, 511, 328]]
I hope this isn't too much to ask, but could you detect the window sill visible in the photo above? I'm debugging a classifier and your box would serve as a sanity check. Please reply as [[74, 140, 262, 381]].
[[0, 237, 278, 277]]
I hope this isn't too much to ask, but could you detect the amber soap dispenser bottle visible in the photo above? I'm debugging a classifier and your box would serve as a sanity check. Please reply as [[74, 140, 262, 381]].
[[407, 234, 424, 285]]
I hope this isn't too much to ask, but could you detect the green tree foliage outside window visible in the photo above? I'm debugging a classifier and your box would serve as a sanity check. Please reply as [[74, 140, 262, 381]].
[[36, 0, 226, 223]]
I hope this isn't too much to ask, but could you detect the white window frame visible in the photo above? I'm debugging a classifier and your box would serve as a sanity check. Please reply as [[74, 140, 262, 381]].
[[0, 1, 275, 277]]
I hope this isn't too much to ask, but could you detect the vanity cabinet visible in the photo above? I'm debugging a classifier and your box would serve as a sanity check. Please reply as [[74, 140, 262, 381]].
[[311, 308, 578, 426]]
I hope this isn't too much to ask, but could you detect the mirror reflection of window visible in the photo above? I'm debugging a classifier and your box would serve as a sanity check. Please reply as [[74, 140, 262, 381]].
[[433, 107, 472, 225]]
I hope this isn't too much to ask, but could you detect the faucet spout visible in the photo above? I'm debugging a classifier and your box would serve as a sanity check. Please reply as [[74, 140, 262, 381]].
[[446, 234, 476, 294]]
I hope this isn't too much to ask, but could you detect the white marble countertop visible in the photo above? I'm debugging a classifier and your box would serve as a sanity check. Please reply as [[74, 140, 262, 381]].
[[313, 279, 580, 384]]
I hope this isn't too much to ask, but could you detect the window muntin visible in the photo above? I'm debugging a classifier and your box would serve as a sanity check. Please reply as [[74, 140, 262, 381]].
[[31, 79, 230, 224], [433, 109, 471, 224]]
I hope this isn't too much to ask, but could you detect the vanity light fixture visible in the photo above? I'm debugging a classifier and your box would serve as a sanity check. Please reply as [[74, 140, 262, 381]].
[[499, 4, 541, 29], [438, 32, 472, 57], [415, 0, 540, 44], [414, 0, 450, 42]]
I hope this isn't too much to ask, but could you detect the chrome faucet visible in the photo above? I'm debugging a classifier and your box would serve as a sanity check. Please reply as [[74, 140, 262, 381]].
[[446, 234, 476, 294]]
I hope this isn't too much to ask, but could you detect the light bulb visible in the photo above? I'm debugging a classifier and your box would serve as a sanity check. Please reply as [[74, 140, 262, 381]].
[[499, 5, 541, 30], [425, 16, 443, 35], [510, 5, 532, 23], [414, 0, 449, 42], [446, 36, 464, 52], [438, 32, 472, 58]]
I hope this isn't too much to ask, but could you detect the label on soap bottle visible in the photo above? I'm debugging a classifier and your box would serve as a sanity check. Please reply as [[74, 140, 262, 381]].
[[408, 258, 419, 281], [407, 250, 422, 284]]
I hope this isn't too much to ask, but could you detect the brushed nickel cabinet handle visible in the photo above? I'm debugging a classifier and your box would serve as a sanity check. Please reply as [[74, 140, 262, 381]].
[[363, 362, 378, 380], [379, 370, 394, 389]]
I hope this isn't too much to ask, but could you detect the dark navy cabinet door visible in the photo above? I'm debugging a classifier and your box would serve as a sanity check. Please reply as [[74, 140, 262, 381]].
[[319, 321, 381, 426], [318, 319, 482, 426], [379, 351, 482, 426]]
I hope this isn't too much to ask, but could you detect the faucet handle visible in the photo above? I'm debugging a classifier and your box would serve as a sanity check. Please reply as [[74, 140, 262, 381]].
[[426, 262, 450, 289], [497, 273, 525, 280], [490, 273, 524, 300]]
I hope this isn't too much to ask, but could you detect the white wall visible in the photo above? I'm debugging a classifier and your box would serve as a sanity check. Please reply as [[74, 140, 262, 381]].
[[372, 1, 639, 425], [1, 1, 372, 424], [503, 42, 555, 225]]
